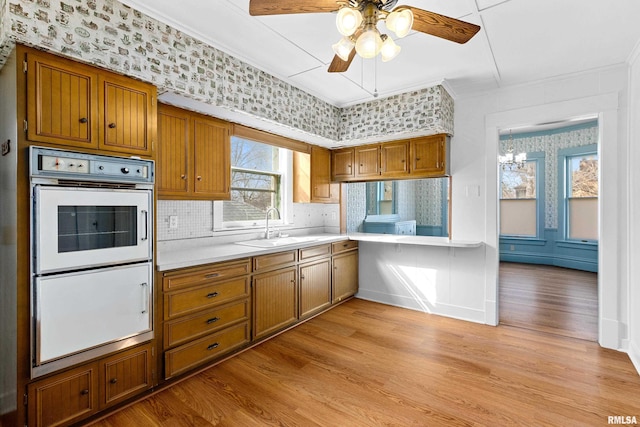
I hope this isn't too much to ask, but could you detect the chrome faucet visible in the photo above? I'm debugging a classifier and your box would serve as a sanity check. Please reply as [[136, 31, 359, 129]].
[[264, 207, 281, 239]]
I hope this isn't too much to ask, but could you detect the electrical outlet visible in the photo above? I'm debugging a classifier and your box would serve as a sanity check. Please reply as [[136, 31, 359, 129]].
[[331, 211, 337, 220], [169, 215, 178, 229]]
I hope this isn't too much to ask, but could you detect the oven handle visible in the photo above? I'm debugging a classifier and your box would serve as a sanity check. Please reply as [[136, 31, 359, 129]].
[[141, 210, 148, 241], [141, 282, 149, 314]]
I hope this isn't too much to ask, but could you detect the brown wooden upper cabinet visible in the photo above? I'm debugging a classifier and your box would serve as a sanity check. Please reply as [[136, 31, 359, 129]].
[[294, 146, 339, 204], [25, 47, 155, 156], [331, 134, 449, 181], [410, 134, 450, 177], [157, 104, 231, 200]]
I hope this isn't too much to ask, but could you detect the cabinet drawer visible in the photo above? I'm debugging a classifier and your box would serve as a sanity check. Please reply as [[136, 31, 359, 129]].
[[164, 299, 250, 349], [99, 343, 153, 409], [253, 250, 297, 272], [299, 243, 331, 261], [163, 259, 251, 291], [332, 240, 358, 254], [164, 277, 249, 319], [164, 322, 250, 379]]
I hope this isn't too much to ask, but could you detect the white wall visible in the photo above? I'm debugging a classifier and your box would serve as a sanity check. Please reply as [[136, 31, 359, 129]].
[[357, 65, 632, 353], [628, 44, 640, 372]]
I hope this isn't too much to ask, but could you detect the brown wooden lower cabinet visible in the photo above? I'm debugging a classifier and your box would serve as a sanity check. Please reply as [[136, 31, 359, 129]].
[[27, 342, 153, 427], [252, 266, 298, 340], [332, 245, 359, 303], [299, 258, 332, 319]]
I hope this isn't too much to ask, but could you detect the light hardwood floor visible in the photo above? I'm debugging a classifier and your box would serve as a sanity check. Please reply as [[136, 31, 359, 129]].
[[88, 298, 639, 426], [499, 262, 598, 341]]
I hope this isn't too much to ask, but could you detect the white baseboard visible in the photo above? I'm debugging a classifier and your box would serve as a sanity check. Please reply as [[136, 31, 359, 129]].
[[356, 290, 486, 324], [628, 340, 640, 377], [599, 317, 621, 350]]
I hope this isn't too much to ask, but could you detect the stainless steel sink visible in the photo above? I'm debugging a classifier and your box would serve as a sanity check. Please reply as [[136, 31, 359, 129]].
[[234, 235, 333, 248]]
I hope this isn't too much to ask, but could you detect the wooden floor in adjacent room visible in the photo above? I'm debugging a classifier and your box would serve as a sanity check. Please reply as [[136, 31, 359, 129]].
[[499, 262, 598, 341], [89, 298, 640, 427]]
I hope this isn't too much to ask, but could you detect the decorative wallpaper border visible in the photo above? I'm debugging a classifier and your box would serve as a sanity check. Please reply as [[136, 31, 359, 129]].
[[0, 0, 453, 144]]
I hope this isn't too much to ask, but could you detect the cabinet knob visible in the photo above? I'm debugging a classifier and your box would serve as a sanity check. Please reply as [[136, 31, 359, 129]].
[[80, 389, 89, 396], [300, 274, 305, 280], [416, 157, 421, 161], [180, 174, 186, 180], [110, 378, 118, 384], [79, 117, 88, 124], [108, 123, 116, 129], [197, 176, 202, 181]]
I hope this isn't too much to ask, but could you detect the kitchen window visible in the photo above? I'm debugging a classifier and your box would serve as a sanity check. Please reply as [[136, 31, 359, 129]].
[[214, 136, 292, 229], [499, 153, 544, 239]]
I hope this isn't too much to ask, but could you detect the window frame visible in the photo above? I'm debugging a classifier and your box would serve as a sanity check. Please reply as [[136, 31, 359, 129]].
[[499, 151, 545, 240], [557, 144, 598, 243]]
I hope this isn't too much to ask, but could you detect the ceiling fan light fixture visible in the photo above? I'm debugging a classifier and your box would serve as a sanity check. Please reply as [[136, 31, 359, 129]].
[[332, 37, 355, 61], [336, 7, 363, 36], [385, 9, 413, 38], [380, 35, 401, 62], [355, 27, 383, 59]]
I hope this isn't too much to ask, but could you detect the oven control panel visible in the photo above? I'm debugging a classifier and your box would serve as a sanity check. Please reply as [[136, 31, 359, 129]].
[[30, 146, 154, 184]]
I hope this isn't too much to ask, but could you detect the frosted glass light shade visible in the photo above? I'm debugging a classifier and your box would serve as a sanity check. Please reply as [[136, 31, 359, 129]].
[[386, 9, 413, 38], [336, 7, 363, 36], [355, 29, 382, 59], [332, 37, 355, 61], [380, 36, 401, 62]]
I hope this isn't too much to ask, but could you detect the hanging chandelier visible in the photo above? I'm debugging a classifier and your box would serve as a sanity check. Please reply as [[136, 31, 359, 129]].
[[332, 1, 414, 63], [499, 130, 527, 170]]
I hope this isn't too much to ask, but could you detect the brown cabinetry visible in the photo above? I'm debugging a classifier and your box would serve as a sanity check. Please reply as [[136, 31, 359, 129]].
[[157, 103, 231, 200], [294, 147, 339, 203], [332, 241, 359, 303], [161, 259, 251, 379], [331, 134, 449, 181], [25, 47, 155, 156], [410, 134, 449, 177], [299, 244, 332, 319], [252, 266, 298, 340], [27, 342, 153, 427], [28, 364, 98, 427]]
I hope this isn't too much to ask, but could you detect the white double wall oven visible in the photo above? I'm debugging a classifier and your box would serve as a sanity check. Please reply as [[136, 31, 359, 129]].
[[30, 146, 155, 378]]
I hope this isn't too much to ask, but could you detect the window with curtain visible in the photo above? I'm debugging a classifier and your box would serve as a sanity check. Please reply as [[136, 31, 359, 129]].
[[500, 159, 539, 237]]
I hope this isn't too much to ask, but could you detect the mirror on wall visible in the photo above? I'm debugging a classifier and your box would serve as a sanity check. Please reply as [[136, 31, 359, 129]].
[[345, 177, 450, 237]]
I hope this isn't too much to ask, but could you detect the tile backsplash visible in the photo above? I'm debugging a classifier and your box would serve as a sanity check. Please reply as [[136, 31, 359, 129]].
[[157, 200, 340, 242]]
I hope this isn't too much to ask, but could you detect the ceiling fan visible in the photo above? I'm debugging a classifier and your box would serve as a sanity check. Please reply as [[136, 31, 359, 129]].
[[249, 0, 481, 73]]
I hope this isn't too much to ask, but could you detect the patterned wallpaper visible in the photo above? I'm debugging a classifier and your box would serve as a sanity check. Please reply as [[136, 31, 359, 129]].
[[0, 0, 453, 144], [499, 121, 598, 229]]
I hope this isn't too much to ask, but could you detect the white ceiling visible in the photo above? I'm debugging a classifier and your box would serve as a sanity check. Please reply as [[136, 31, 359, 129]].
[[119, 0, 640, 108]]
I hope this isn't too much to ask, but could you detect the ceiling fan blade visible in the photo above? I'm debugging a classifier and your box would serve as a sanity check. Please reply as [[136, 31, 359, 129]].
[[249, 0, 340, 16], [328, 49, 356, 73], [395, 6, 480, 44]]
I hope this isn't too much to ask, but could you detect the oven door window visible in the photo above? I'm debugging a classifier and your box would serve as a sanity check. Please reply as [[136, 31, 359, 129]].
[[58, 206, 137, 252], [34, 186, 152, 274]]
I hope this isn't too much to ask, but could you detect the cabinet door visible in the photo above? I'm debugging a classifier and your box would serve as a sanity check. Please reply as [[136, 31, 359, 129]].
[[332, 250, 359, 303], [192, 116, 231, 199], [253, 266, 298, 340], [26, 51, 98, 149], [99, 343, 153, 409], [380, 140, 409, 177], [311, 146, 339, 203], [299, 258, 331, 319], [157, 104, 190, 197], [355, 145, 380, 178], [28, 363, 98, 427], [99, 73, 155, 156], [332, 148, 355, 181], [411, 135, 446, 176]]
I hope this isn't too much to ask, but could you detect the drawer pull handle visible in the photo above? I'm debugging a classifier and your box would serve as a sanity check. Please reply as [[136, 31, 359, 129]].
[[207, 343, 219, 351], [205, 273, 220, 279], [343, 243, 348, 247], [79, 117, 88, 124], [206, 292, 219, 299], [110, 378, 118, 384], [206, 317, 220, 324], [108, 122, 116, 129], [80, 389, 89, 396]]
